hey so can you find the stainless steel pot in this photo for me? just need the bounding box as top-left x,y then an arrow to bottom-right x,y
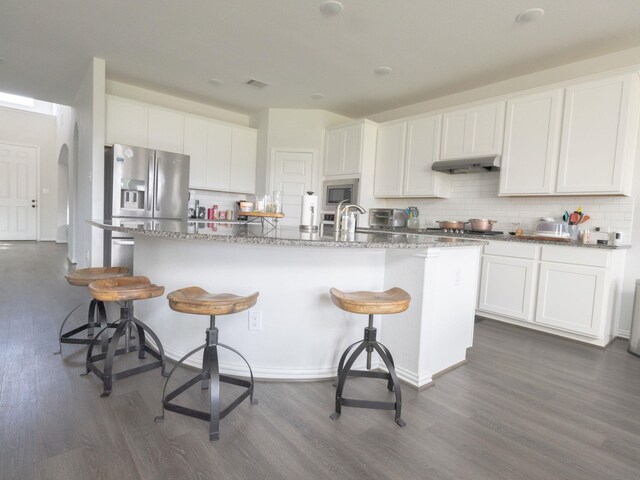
468,218 -> 497,232
437,220 -> 467,230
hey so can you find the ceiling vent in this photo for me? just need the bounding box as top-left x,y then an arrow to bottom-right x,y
245,78 -> 270,89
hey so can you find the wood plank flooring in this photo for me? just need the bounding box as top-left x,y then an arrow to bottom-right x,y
1,242 -> 640,479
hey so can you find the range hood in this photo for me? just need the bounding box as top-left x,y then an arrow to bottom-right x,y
431,155 -> 501,174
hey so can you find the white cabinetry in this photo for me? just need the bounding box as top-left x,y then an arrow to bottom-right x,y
556,73 -> 639,195
324,120 -> 376,176
106,95 -> 257,194
229,128 -> 257,194
499,72 -> 639,196
478,242 -> 539,321
106,97 -> 148,147
147,107 -> 184,153
183,116 -> 208,189
441,101 -> 505,159
374,115 -> 449,198
477,240 -> 626,346
499,90 -> 563,195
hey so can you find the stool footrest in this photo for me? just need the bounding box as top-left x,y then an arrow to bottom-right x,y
340,398 -> 397,411
86,346 -> 162,381
344,370 -> 391,380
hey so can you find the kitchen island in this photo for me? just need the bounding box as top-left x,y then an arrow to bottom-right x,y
90,219 -> 486,388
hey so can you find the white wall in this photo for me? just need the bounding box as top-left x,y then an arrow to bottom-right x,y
370,46 -> 640,336
0,106 -> 57,240
53,104 -> 77,258
254,108 -> 351,196
72,58 -> 106,268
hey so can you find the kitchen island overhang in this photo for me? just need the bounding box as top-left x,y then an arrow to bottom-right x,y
90,220 -> 486,388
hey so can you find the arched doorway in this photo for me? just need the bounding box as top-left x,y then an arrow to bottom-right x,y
56,144 -> 69,243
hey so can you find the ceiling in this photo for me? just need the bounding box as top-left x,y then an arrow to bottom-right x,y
1,0 -> 640,118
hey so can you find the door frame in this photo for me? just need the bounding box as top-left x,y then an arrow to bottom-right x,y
269,147 -> 318,195
0,140 -> 41,241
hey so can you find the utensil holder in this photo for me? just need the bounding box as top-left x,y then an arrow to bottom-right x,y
568,225 -> 579,240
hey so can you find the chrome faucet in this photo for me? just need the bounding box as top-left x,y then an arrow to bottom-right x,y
334,200 -> 366,232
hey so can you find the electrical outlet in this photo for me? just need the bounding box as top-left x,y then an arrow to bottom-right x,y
248,310 -> 262,331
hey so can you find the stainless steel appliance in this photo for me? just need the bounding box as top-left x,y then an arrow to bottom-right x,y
104,144 -> 190,271
322,178 -> 359,212
431,155 -> 500,174
369,208 -> 408,228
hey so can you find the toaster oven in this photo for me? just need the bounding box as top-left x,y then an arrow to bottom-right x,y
369,209 -> 408,228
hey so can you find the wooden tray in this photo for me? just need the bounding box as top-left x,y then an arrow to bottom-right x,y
242,211 -> 285,219
517,235 -> 571,242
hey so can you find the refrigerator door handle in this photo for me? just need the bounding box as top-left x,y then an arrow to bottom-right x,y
147,154 -> 154,213
154,156 -> 160,212
113,239 -> 134,246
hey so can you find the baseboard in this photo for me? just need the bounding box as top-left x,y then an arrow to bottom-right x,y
617,329 -> 630,339
38,237 -> 55,242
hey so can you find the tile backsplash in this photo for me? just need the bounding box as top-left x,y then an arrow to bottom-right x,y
190,189 -> 246,213
385,172 -> 634,242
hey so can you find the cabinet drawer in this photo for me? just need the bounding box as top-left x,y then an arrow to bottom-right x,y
484,241 -> 539,259
541,245 -> 609,267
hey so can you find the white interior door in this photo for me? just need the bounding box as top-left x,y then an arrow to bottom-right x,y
0,143 -> 37,240
272,150 -> 314,227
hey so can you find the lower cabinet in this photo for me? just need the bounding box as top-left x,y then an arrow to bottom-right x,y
534,262 -> 605,337
476,241 -> 625,346
478,255 -> 536,321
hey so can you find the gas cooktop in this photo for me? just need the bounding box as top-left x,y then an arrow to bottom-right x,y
364,226 -> 504,237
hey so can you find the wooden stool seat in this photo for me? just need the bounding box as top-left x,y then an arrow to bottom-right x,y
330,287 -> 411,315
88,276 -> 164,302
168,287 -> 259,316
65,267 -> 129,287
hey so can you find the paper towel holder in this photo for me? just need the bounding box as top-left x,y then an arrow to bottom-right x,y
300,191 -> 319,232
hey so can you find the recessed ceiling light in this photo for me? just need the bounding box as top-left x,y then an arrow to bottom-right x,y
245,78 -> 270,89
208,78 -> 223,86
319,1 -> 343,16
374,66 -> 393,76
516,8 -> 545,23
311,92 -> 325,100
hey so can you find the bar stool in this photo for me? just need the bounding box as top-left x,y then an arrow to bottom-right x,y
329,287 -> 411,427
83,276 -> 167,397
155,287 -> 259,441
55,267 -> 129,356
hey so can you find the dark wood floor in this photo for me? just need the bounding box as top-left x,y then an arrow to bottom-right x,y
2,242 -> 640,480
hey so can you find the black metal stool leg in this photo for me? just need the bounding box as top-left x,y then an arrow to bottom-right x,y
100,320 -> 128,397
131,316 -> 167,376
372,342 -> 405,427
330,341 -> 367,420
377,341 -> 396,392
135,323 -> 146,359
54,301 -> 88,355
87,300 -> 97,337
207,344 -> 220,441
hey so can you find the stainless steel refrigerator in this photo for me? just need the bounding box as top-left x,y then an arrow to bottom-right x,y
104,144 -> 190,271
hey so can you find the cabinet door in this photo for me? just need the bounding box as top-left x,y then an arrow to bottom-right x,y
478,255 -> 536,321
499,90 -> 563,195
324,128 -> 344,176
468,101 -> 505,156
342,123 -> 363,175
106,97 -> 147,147
535,262 -> 605,337
183,116 -> 208,189
374,122 -> 406,197
147,107 -> 184,153
205,122 -> 232,191
403,115 -> 448,197
229,128 -> 257,194
441,111 -> 467,159
556,74 -> 634,194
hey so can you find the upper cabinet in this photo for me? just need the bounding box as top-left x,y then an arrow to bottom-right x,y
106,97 -> 148,148
441,101 -> 506,159
556,73 -> 639,195
324,120 -> 376,176
106,95 -> 258,194
499,72 -> 639,196
147,107 -> 184,153
374,114 -> 449,198
499,89 -> 564,195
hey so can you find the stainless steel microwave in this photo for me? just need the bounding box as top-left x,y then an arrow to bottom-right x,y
322,178 -> 359,211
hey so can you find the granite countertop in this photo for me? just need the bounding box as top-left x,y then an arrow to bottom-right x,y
357,227 -> 629,249
88,219 -> 487,249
